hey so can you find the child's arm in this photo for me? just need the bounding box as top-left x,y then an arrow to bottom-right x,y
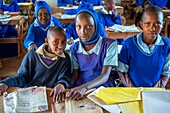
0,9 -> 3,14
50,83 -> 66,103
118,71 -> 134,87
0,83 -> 8,95
67,66 -> 113,100
24,24 -> 36,49
0,51 -> 32,88
154,75 -> 169,88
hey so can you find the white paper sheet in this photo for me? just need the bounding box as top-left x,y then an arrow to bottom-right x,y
87,86 -> 121,113
108,24 -> 140,32
142,90 -> 170,113
60,14 -> 76,19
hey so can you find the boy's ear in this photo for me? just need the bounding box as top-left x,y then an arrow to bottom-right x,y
139,20 -> 143,29
45,38 -> 48,44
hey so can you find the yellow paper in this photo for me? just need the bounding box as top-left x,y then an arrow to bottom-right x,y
94,87 -> 165,113
119,101 -> 143,113
94,87 -> 143,104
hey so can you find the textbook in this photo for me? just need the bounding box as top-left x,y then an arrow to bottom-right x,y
3,86 -> 48,113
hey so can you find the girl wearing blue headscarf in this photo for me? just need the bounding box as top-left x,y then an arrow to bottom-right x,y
24,1 -> 62,51
0,0 -> 20,57
75,0 -> 102,6
65,2 -> 106,46
57,0 -> 75,7
66,8 -> 118,100
150,0 -> 170,9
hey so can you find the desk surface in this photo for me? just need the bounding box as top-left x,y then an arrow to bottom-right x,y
106,27 -> 142,39
0,88 -> 107,113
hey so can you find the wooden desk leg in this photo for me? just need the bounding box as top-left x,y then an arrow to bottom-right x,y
0,60 -> 2,69
18,24 -> 21,57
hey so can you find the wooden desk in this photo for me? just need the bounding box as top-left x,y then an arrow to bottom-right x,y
163,10 -> 170,17
107,31 -> 141,39
58,18 -> 75,24
18,2 -> 34,26
0,16 -> 26,57
58,5 -> 124,14
0,88 -> 107,113
106,28 -> 142,39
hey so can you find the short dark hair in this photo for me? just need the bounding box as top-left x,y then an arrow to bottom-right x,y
142,5 -> 164,19
47,26 -> 65,39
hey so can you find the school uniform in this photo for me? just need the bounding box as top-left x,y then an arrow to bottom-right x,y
24,1 -> 62,49
150,0 -> 169,8
70,8 -> 118,87
97,8 -> 124,45
57,0 -> 75,7
136,0 -> 147,7
0,0 -> 20,57
75,0 -> 102,6
0,0 -> 20,12
0,44 -> 72,88
117,32 -> 170,87
15,0 -> 29,3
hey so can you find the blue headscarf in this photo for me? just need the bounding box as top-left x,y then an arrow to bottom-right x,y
34,1 -> 52,28
76,3 -> 100,45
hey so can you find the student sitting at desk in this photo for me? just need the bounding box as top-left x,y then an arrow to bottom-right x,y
97,0 -> 124,45
117,6 -> 170,88
0,26 -> 72,103
24,1 -> 62,51
134,0 -> 149,27
0,0 -> 20,12
0,0 -> 20,57
57,0 -> 75,7
75,0 -> 103,6
150,0 -> 170,9
66,8 -> 118,100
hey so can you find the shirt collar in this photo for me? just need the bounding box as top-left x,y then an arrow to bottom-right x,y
36,43 -> 65,60
137,32 -> 164,46
34,18 -> 55,30
3,0 -> 12,6
77,36 -> 102,55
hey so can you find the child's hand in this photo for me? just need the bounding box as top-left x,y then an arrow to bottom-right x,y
0,83 -> 8,95
28,43 -> 37,51
67,4 -> 73,7
67,39 -> 74,45
0,10 -> 3,14
50,83 -> 66,103
66,85 -> 87,100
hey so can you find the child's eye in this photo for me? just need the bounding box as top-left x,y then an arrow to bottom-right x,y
54,41 -> 59,44
155,23 -> 161,26
86,25 -> 93,29
144,23 -> 150,27
76,25 -> 81,29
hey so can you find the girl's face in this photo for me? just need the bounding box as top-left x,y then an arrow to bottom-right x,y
38,8 -> 50,25
104,0 -> 115,11
4,0 -> 12,4
46,31 -> 66,55
140,11 -> 163,41
76,12 -> 95,42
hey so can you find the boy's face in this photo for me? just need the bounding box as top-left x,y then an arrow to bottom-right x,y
46,31 -> 66,55
76,12 -> 95,42
140,11 -> 163,40
104,0 -> 115,11
4,0 -> 12,4
38,8 -> 50,25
